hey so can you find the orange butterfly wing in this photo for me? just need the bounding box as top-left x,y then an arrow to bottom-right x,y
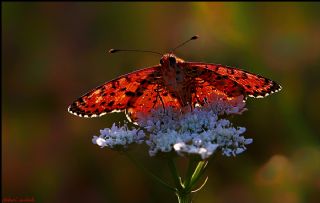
185,62 -> 282,99
181,64 -> 246,106
68,66 -> 161,118
68,65 -> 182,120
125,80 -> 182,121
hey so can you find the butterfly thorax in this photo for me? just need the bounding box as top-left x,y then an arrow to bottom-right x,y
160,54 -> 192,107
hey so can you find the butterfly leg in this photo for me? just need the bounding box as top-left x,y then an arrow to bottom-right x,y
153,85 -> 166,111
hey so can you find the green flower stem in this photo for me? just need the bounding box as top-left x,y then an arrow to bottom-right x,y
167,157 -> 209,203
125,152 -> 176,192
168,158 -> 183,190
183,156 -> 198,189
126,152 -> 210,203
187,160 -> 208,191
176,192 -> 193,203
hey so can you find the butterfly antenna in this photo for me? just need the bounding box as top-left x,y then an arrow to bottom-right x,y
108,49 -> 162,56
171,35 -> 199,52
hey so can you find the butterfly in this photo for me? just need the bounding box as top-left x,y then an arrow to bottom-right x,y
68,36 -> 282,121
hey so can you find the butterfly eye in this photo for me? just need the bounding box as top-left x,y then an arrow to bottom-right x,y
169,57 -> 176,65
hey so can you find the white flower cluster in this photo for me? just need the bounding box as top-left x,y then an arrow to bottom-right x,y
92,95 -> 253,159
204,93 -> 247,115
92,123 -> 145,149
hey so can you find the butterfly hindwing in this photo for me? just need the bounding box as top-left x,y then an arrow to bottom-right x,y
181,64 -> 246,106
125,80 -> 182,121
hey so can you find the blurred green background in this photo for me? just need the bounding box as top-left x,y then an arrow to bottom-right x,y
2,2 -> 320,203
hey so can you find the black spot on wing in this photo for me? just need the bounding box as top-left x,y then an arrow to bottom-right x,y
125,91 -> 135,97
108,101 -> 115,107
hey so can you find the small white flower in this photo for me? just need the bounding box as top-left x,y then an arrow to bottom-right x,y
245,138 -> 253,145
173,142 -> 219,159
92,136 -> 107,148
173,142 -> 186,151
92,123 -> 145,149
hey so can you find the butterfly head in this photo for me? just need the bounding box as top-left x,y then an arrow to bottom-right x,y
160,54 -> 184,67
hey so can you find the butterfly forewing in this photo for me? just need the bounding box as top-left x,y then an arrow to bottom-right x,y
184,65 -> 246,100
68,66 -> 161,118
185,62 -> 282,98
